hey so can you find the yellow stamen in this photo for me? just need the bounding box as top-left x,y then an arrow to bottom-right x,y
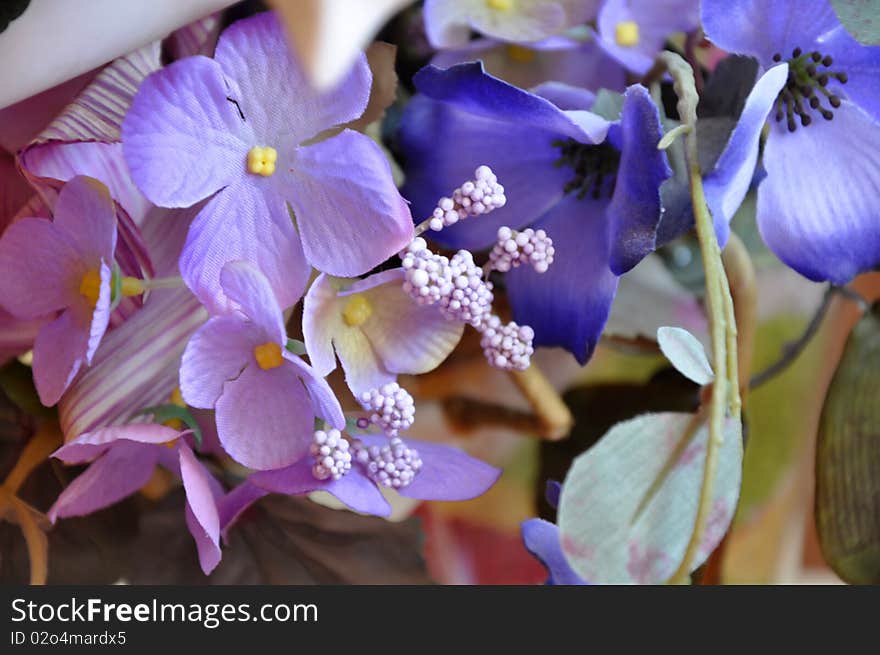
247,146 -> 277,176
342,294 -> 372,327
163,387 -> 186,431
120,276 -> 145,297
487,0 -> 513,9
254,342 -> 284,370
78,269 -> 102,307
506,44 -> 536,63
615,21 -> 640,47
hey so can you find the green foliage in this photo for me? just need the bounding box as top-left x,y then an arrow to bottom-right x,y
831,0 -> 880,45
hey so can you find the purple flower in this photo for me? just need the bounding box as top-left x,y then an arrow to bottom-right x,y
0,176 -> 117,406
122,11 -> 413,313
48,424 -> 224,575
399,63 -> 671,363
221,432 -> 502,526
179,260 -> 344,471
303,269 -> 464,396
424,0 -> 600,48
595,0 -> 699,74
430,35 -> 626,91
521,481 -> 587,584
702,0 -> 880,283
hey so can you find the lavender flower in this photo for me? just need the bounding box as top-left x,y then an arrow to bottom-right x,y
430,35 -> 626,92
221,432 -> 502,524
302,269 -> 464,396
399,63 -> 671,363
701,0 -> 880,283
0,176 -> 117,405
179,260 -> 344,470
594,0 -> 699,75
424,0 -> 600,48
122,11 -> 413,313
48,424 -> 224,575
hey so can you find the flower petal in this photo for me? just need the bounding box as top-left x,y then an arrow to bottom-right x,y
701,0 -> 841,67
249,459 -> 391,517
179,442 -> 222,575
507,195 -> 618,364
703,64 -> 788,246
757,101 -> 880,284
606,85 -> 671,275
32,309 -> 90,407
52,423 -> 182,464
0,218 -> 81,318
179,178 -> 310,314
219,260 -> 286,344
394,438 -> 501,501
213,11 -> 371,141
180,315 -> 254,410
47,441 -> 159,522
122,55 -> 249,208
521,518 -> 587,585
215,362 -> 314,470
282,351 -> 346,430
289,130 -> 413,277
301,275 -> 393,396
358,270 -> 465,377
51,176 -> 118,262
219,481 -> 269,534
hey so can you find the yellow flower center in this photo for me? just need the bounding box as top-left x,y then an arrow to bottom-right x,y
254,342 -> 284,370
487,0 -> 513,10
163,387 -> 187,431
342,294 -> 372,327
506,44 -> 536,63
78,269 -> 102,307
120,276 -> 145,297
615,21 -> 640,47
247,146 -> 277,176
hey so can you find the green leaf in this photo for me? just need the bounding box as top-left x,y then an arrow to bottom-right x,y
285,338 -> 307,355
133,404 -> 202,448
557,412 -> 742,583
831,0 -> 880,45
657,326 -> 714,386
815,303 -> 880,583
590,89 -> 624,121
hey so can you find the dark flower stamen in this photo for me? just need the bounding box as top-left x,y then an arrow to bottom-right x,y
772,46 -> 848,132
552,139 -> 620,200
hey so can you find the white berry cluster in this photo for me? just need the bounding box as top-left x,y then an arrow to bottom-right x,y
310,429 -> 352,481
480,315 -> 535,371
359,382 -> 416,437
401,238 -> 494,328
427,165 -> 506,232
488,226 -> 555,274
353,437 -> 423,489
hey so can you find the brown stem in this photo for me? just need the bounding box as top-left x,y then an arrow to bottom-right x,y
721,232 -> 757,404
508,366 -> 573,441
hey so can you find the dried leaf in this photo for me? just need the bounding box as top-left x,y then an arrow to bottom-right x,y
816,303 -> 880,583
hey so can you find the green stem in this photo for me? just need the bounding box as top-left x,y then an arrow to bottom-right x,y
659,52 -> 741,584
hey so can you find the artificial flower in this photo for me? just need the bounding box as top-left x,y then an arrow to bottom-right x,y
430,33 -> 626,91
399,63 -> 671,362
521,481 -> 587,584
179,260 -> 344,470
424,0 -> 600,48
221,431 -> 502,524
0,176 -> 117,405
303,269 -> 464,396
48,424 -> 224,574
594,0 -> 699,75
122,11 -> 413,313
702,0 -> 880,284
